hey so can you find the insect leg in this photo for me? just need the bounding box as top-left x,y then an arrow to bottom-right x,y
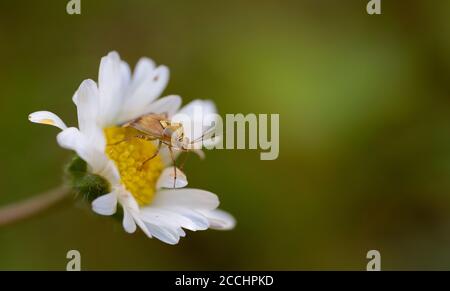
108,134 -> 152,146
168,146 -> 177,188
138,140 -> 162,170
107,137 -> 133,146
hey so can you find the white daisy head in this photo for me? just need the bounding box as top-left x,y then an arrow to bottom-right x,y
29,51 -> 235,245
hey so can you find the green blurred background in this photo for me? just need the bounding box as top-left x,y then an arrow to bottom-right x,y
1,0 -> 450,270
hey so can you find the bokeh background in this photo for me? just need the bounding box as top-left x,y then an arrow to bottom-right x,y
1,0 -> 450,270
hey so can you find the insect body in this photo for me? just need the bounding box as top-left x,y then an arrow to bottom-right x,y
124,113 -> 189,151
118,113 -> 213,188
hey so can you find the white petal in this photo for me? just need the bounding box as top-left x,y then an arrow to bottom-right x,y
117,189 -> 153,237
57,128 -> 91,162
121,61 -> 131,89
152,188 -> 219,210
118,190 -> 140,212
57,127 -> 109,174
118,68 -> 172,123
133,214 -> 153,238
178,228 -> 186,237
28,111 -> 67,130
92,192 -> 117,216
144,223 -> 180,245
98,51 -> 126,125
133,57 -> 156,84
73,79 -> 99,136
140,207 -> 208,232
123,208 -> 137,233
131,64 -> 169,105
118,95 -> 181,125
156,167 -> 188,189
137,188 -> 235,242
202,209 -> 236,230
95,159 -> 121,186
165,208 -> 210,230
177,99 -> 217,117
143,95 -> 182,117
73,79 -> 106,150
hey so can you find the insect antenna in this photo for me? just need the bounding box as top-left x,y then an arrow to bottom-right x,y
168,146 -> 177,188
185,125 -> 217,149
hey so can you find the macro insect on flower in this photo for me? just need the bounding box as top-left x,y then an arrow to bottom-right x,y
117,108 -> 217,188
28,51 -> 235,244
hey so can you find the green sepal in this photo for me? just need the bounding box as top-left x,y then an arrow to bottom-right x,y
65,155 -> 111,202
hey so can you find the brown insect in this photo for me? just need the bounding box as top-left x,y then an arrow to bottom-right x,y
115,113 -> 214,188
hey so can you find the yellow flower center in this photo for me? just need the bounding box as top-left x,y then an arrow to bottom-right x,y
104,126 -> 164,206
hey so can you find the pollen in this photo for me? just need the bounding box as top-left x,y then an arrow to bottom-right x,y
104,126 -> 164,206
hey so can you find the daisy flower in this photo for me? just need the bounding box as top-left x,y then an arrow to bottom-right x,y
28,51 -> 235,244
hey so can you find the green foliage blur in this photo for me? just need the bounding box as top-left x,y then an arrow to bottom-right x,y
1,0 -> 450,270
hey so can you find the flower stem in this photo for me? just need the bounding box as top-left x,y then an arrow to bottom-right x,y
0,186 -> 71,227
